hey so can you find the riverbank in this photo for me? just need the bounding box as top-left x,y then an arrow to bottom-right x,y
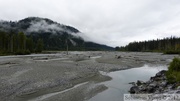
129,70 -> 180,101
129,57 -> 180,95
88,65 -> 167,101
129,70 -> 179,94
0,52 -> 178,101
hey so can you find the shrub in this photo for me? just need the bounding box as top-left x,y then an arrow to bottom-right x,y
168,58 -> 180,71
15,49 -> 31,55
164,50 -> 180,54
166,71 -> 179,83
166,57 -> 180,83
24,50 -> 31,55
15,50 -> 25,55
176,73 -> 180,82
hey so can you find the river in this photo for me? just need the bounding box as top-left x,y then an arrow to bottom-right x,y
88,65 -> 167,101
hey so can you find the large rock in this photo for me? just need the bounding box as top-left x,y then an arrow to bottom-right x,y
149,83 -> 157,88
155,70 -> 167,77
129,86 -> 139,94
176,90 -> 180,94
159,81 -> 168,87
129,82 -> 136,86
147,86 -> 156,93
137,80 -> 145,86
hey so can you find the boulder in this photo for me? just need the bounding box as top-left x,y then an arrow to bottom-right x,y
159,81 -> 167,87
129,86 -> 139,94
129,82 -> 136,86
139,85 -> 147,92
147,86 -> 156,93
176,90 -> 180,94
155,70 -> 167,77
117,56 -> 121,59
137,80 -> 145,86
171,83 -> 177,89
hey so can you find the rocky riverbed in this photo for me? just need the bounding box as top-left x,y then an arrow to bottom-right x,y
129,70 -> 180,94
0,52 -> 178,101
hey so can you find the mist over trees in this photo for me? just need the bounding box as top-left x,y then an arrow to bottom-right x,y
0,17 -> 114,52
0,30 -> 43,55
117,36 -> 180,54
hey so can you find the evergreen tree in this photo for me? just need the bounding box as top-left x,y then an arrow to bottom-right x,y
26,37 -> 34,52
0,30 -> 44,55
18,32 -> 26,51
36,39 -> 43,53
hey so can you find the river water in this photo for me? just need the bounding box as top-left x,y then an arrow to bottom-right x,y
88,65 -> 167,101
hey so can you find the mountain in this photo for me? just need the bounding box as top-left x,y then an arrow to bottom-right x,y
0,17 -> 114,51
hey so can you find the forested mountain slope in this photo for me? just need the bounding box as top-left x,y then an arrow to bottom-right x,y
0,17 -> 114,53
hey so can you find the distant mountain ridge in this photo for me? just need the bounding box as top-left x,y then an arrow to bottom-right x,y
0,17 -> 114,51
0,17 -> 80,35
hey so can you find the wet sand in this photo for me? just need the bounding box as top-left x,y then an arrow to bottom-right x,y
0,52 -> 178,101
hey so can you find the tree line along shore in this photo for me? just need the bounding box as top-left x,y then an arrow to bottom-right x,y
116,36 -> 180,54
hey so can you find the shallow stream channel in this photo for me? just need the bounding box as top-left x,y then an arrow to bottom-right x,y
88,65 -> 167,101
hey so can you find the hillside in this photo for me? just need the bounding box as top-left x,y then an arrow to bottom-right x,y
0,17 -> 114,51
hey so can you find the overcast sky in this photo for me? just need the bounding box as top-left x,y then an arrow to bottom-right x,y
1,0 -> 180,47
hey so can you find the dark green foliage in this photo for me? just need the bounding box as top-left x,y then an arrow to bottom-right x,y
118,36 -> 180,53
0,17 -> 114,51
26,36 -> 34,52
24,49 -> 31,54
166,57 -> 180,83
35,39 -> 43,53
0,31 -> 43,55
164,50 -> 180,54
0,31 -> 7,52
18,32 -> 26,50
169,58 -> 180,71
15,49 -> 24,55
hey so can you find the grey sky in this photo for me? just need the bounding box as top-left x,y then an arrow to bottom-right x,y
0,0 -> 180,47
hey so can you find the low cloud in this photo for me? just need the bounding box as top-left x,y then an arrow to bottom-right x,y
26,19 -> 81,38
1,0 -> 180,47
26,20 -> 63,34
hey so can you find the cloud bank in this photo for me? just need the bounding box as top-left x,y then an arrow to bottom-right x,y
0,0 -> 180,47
26,20 -> 63,34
